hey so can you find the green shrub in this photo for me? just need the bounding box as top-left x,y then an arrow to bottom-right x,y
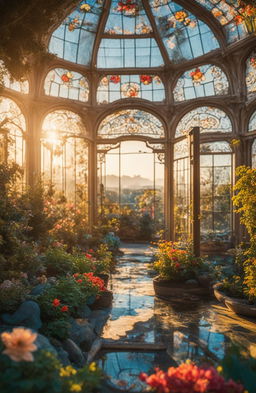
94,244 -> 113,274
42,247 -> 76,276
0,281 -> 29,313
40,319 -> 70,341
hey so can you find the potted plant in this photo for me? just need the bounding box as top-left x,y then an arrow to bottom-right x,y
152,241 -> 211,302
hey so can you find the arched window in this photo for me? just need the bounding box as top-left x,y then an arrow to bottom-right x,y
44,68 -> 89,102
97,74 -> 165,103
246,52 -> 256,99
173,65 -> 229,102
248,110 -> 256,132
150,1 -> 219,63
1,61 -> 29,93
41,110 -> 88,204
98,109 -> 165,139
0,97 -> 26,169
176,107 -> 232,138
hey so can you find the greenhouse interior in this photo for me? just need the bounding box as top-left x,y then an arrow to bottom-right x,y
1,0 -> 256,392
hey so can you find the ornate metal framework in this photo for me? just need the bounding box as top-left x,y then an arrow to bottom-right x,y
1,0 -> 256,245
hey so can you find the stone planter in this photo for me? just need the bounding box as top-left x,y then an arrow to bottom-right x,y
153,276 -> 210,302
213,282 -> 256,318
91,290 -> 113,310
97,273 -> 110,288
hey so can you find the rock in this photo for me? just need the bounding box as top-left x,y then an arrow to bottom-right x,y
184,279 -> 199,288
30,283 -> 48,296
55,346 -> 71,366
63,338 -> 86,366
77,304 -> 92,319
69,319 -> 96,351
89,309 -> 110,335
1,300 -> 42,330
35,333 -> 58,356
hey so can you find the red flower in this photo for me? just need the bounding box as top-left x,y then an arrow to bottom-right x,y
61,305 -> 69,312
110,75 -> 120,84
76,279 -> 83,283
89,249 -> 94,253
73,273 -> 79,278
140,75 -> 152,85
52,299 -> 60,307
85,253 -> 92,259
175,263 -> 181,269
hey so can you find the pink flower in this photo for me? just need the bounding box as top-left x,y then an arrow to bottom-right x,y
1,328 -> 37,362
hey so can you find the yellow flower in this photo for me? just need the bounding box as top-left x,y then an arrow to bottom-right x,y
217,366 -> 223,373
60,365 -> 77,377
70,384 -> 82,392
89,362 -> 97,372
1,328 -> 37,362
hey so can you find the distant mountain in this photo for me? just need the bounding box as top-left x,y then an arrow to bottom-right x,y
101,175 -> 164,189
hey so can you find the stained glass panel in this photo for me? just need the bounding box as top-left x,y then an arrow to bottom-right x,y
194,0 -> 248,43
150,0 -> 219,63
252,139 -> 256,168
249,111 -> 256,132
0,97 -> 26,170
246,51 -> 256,99
200,141 -> 232,153
104,0 -> 152,35
44,68 -> 89,102
41,110 -> 88,203
97,74 -> 165,103
49,0 -> 104,65
98,109 -> 165,139
176,107 -> 232,137
97,38 -> 164,68
173,65 -> 229,102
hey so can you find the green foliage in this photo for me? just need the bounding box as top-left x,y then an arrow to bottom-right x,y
42,247 -> 77,276
40,319 -> 70,341
0,281 -> 29,313
0,345 -> 102,393
94,244 -> 113,274
222,276 -> 244,299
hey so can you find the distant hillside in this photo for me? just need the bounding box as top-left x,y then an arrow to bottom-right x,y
102,175 -> 164,189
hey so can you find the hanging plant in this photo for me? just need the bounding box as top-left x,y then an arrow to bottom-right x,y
140,75 -> 152,85
109,75 -> 121,84
190,68 -> 205,84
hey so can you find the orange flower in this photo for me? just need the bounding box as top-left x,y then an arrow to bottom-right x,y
52,298 -> 60,307
61,305 -> 69,312
1,328 -> 37,362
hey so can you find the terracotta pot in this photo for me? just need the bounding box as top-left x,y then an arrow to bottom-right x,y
153,277 -> 210,302
91,290 -> 113,310
97,273 -> 110,287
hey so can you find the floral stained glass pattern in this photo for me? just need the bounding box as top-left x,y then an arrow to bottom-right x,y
105,0 -> 153,35
0,97 -> 26,170
176,107 -> 232,137
98,109 -> 165,139
49,0 -> 104,66
150,0 -> 219,63
44,68 -> 89,102
200,141 -> 232,153
41,111 -> 88,203
246,51 -> 256,99
194,0 -> 247,43
173,65 -> 229,101
97,38 -> 164,68
97,74 -> 165,103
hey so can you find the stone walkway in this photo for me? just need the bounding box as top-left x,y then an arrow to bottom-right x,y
98,243 -> 256,392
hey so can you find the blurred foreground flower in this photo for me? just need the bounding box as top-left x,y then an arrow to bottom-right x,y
1,327 -> 37,362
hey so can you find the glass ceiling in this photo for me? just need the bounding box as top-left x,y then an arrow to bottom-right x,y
48,0 -> 251,68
